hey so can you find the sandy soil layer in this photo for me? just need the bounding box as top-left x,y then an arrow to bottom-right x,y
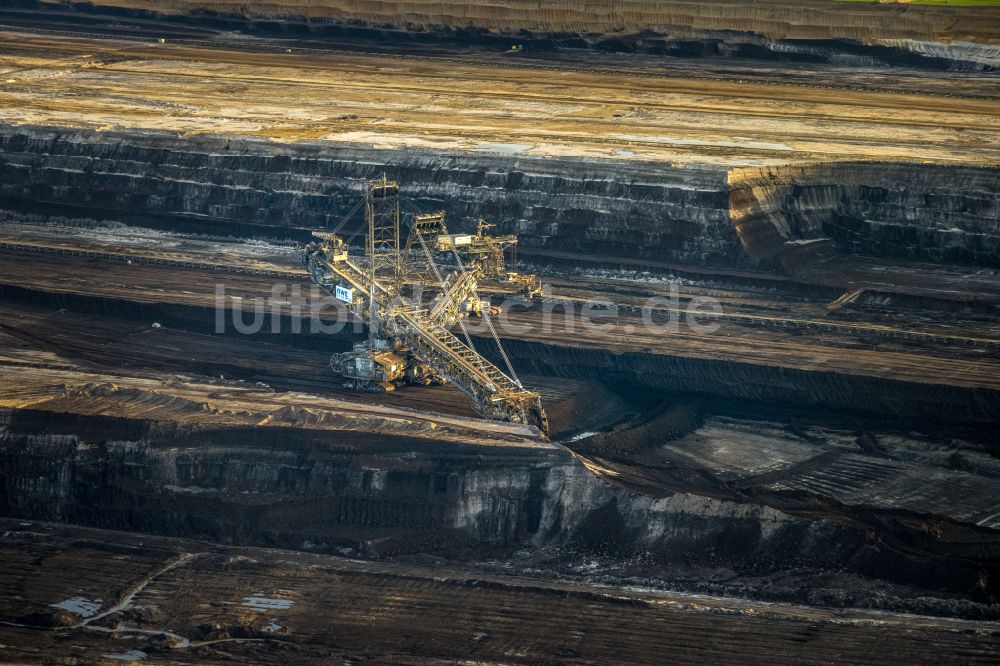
0,29 -> 997,168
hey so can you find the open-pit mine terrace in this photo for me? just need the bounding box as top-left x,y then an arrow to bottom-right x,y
0,8 -> 999,664
1,20 -> 998,165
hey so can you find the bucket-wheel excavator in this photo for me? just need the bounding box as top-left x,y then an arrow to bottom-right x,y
303,176 -> 548,435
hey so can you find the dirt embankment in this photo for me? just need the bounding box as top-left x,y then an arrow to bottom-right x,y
728,163 -> 1000,267
36,0 -> 1000,46
0,126 -> 740,268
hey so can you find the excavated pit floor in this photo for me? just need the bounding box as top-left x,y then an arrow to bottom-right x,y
3,519 -> 999,665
